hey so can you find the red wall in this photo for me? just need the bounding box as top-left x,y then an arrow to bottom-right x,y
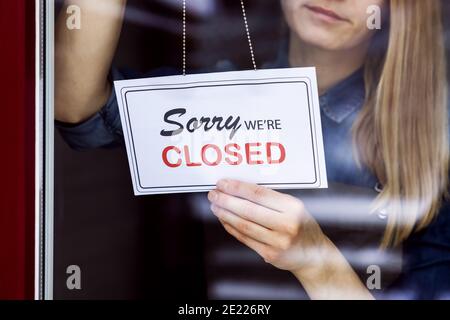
0,0 -> 35,299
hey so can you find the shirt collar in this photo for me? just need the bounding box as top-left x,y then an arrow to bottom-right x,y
319,68 -> 365,123
272,41 -> 366,124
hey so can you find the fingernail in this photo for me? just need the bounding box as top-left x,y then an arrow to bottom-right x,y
208,190 -> 218,202
211,205 -> 223,219
217,179 -> 229,190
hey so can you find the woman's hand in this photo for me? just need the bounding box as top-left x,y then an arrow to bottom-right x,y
207,178 -> 327,273
208,179 -> 374,300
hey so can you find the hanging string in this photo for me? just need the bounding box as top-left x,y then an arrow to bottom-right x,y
182,0 -> 187,75
239,0 -> 257,71
182,0 -> 257,75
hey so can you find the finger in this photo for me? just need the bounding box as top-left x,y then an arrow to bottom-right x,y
208,190 -> 284,230
220,219 -> 271,260
216,179 -> 298,212
212,204 -> 276,246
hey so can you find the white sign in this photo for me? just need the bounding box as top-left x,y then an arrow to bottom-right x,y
114,68 -> 328,195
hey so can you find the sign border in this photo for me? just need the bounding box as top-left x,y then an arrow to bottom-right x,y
118,76 -> 322,193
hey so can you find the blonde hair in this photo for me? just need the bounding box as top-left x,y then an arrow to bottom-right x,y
354,0 -> 449,247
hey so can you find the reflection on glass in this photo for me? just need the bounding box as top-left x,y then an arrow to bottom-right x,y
53,0 -> 450,300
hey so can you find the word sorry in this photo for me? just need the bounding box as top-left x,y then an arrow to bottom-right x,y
160,108 -> 242,139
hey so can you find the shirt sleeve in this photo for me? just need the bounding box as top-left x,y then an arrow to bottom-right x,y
56,66 -> 185,150
55,67 -> 126,150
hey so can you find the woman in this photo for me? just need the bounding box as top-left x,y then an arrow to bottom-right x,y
56,0 -> 450,299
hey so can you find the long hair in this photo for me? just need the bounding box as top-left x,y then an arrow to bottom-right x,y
353,0 -> 449,247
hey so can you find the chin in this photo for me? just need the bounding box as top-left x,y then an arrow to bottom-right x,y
295,28 -> 345,51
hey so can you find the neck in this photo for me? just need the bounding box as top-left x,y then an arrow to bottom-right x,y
288,33 -> 369,95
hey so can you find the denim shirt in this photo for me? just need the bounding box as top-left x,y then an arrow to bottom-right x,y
56,55 -> 450,299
